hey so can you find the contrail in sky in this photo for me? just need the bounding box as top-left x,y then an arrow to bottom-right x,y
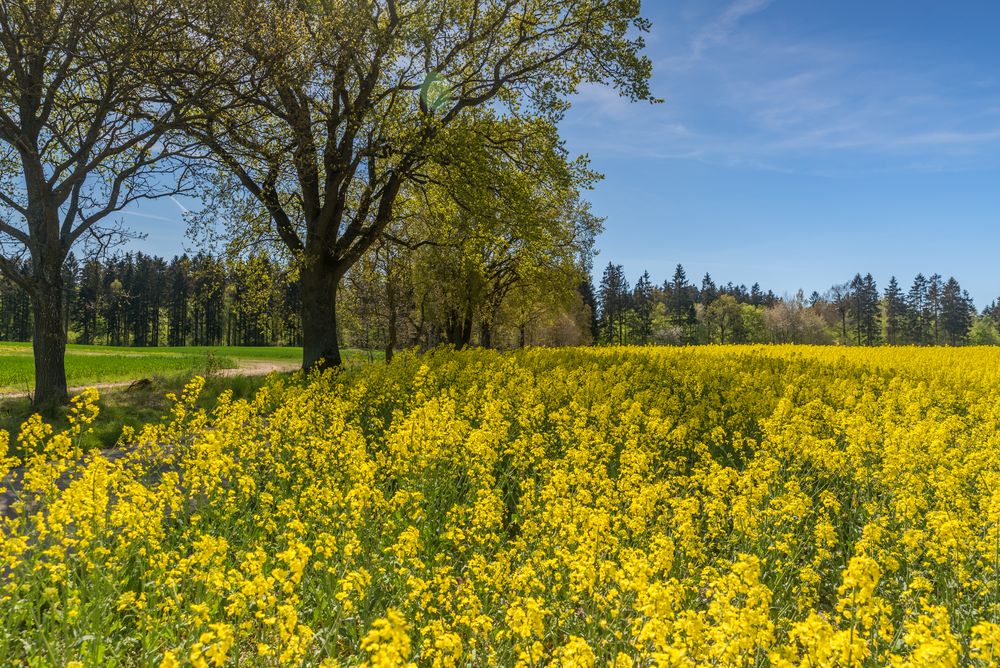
170,196 -> 190,214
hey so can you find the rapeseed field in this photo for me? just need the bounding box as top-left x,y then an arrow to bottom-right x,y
3,346 -> 1000,666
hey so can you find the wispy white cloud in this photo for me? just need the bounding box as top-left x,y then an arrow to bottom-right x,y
691,0 -> 775,58
562,0 -> 1000,176
122,210 -> 181,223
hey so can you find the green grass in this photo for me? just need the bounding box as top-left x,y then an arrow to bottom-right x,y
0,343 -> 328,393
0,344 -> 377,389
0,343 -> 240,394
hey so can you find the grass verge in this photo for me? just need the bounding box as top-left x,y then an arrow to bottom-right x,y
0,372 -> 280,460
0,347 -> 381,459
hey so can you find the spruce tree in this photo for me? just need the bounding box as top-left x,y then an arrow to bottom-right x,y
633,272 -> 654,345
861,274 -> 880,346
701,273 -> 718,305
927,274 -> 944,344
940,277 -> 973,345
578,280 -> 600,344
849,274 -> 864,345
906,274 -> 929,345
883,276 -> 906,345
598,263 -> 630,345
668,264 -> 695,330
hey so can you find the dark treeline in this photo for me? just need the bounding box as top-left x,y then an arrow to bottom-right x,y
0,240 -> 597,355
6,252 -> 995,351
0,253 -> 302,347
594,263 -> 1000,346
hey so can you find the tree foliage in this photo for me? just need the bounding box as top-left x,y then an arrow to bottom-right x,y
176,0 -> 656,367
0,0 -> 213,404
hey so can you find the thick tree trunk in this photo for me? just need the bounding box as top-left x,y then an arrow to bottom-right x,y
445,309 -> 465,347
300,261 -> 343,370
31,271 -> 68,408
446,314 -> 474,348
480,321 -> 492,349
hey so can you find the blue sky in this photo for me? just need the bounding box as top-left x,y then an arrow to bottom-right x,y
122,1 -> 1000,307
558,0 -> 1000,306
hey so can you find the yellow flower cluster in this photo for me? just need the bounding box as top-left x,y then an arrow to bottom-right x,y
4,345 -> 1000,665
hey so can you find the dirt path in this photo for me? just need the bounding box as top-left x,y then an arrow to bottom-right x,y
0,359 -> 301,401
216,359 -> 301,377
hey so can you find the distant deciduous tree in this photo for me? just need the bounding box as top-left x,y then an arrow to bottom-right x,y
705,295 -> 743,344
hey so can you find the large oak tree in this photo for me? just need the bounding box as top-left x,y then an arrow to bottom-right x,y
183,0 -> 655,369
0,0 -> 212,405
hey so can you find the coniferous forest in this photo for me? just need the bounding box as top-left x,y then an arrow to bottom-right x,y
592,263 -> 999,347
0,253 -> 300,348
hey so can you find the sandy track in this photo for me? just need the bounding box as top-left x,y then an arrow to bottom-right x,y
0,359 -> 301,401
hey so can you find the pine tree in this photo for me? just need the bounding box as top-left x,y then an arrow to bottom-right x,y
103,258 -> 128,346
926,273 -> 944,344
861,274 -> 880,346
633,271 -> 653,345
0,260 -> 32,342
701,273 -> 718,305
940,277 -> 973,345
985,298 -> 1000,332
883,276 -> 906,345
598,263 -> 630,345
849,274 -> 864,345
668,264 -> 696,333
74,260 -> 102,345
906,274 -> 929,345
62,254 -> 79,341
166,256 -> 192,347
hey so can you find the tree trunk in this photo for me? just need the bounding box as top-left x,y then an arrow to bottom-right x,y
460,309 -> 473,348
300,261 -> 343,370
413,299 -> 427,350
31,270 -> 68,408
445,308 -> 473,348
385,282 -> 397,364
481,321 -> 492,349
